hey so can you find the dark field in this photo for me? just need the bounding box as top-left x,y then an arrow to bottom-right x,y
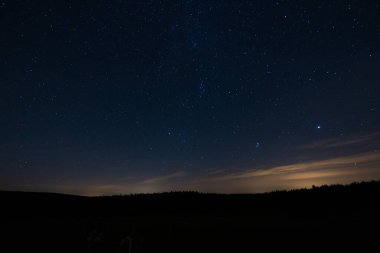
1,181 -> 380,252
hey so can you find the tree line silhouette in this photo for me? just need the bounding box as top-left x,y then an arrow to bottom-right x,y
1,181 -> 379,252
2,180 -> 379,217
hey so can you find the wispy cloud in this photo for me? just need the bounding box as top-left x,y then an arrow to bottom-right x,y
143,171 -> 187,184
15,133 -> 380,196
211,151 -> 380,182
194,151 -> 380,193
298,132 -> 380,150
37,150 -> 380,195
206,168 -> 228,175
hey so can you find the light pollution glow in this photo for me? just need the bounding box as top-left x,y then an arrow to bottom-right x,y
4,133 -> 380,196
55,150 -> 380,196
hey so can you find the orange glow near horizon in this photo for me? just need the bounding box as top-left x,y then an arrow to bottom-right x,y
45,150 -> 380,196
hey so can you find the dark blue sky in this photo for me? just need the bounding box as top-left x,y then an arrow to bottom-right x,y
1,0 -> 380,195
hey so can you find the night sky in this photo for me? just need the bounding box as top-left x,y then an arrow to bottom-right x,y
1,0 -> 380,195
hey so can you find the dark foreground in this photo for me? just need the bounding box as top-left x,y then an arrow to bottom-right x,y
1,181 -> 380,252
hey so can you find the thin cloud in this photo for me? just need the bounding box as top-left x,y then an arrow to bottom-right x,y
299,132 -> 380,150
190,151 -> 380,193
45,151 -> 380,195
25,134 -> 380,196
143,171 -> 187,184
211,151 -> 380,182
206,168 -> 228,175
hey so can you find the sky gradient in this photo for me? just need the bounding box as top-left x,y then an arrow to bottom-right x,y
1,0 -> 380,195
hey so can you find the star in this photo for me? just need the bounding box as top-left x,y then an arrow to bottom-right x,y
1,0 -> 379,196
199,82 -> 206,98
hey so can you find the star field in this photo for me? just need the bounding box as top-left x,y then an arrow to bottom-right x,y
0,0 -> 380,195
